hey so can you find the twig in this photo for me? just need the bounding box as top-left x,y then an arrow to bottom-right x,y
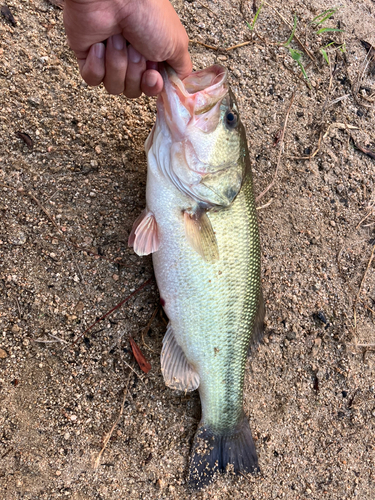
356,209 -> 374,230
15,298 -> 22,318
326,94 -> 350,107
47,189 -> 60,202
361,300 -> 375,316
256,198 -> 274,210
353,244 -> 375,330
32,333 -> 69,344
189,38 -> 253,53
33,339 -> 63,344
354,50 -> 372,96
21,187 -> 84,283
92,372 -> 132,469
289,132 -> 323,160
141,306 -> 159,352
70,277 -> 153,347
43,234 -> 129,267
226,41 -> 252,51
49,333 -> 69,344
189,39 -> 219,51
322,58 -> 334,111
1,447 -> 13,459
323,123 -> 359,139
122,359 -> 147,389
196,0 -> 218,17
255,92 -> 295,202
1,181 -> 85,284
290,123 -> 359,161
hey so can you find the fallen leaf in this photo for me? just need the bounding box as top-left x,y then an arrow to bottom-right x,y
16,131 -> 33,150
1,4 -> 16,25
129,336 -> 151,374
47,0 -> 64,9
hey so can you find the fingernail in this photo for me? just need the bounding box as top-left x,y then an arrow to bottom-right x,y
145,72 -> 158,88
128,45 -> 142,64
94,43 -> 105,59
113,34 -> 124,51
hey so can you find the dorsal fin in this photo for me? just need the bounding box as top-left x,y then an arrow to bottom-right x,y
161,324 -> 200,392
184,208 -> 219,262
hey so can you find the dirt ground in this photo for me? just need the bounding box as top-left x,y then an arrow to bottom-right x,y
1,0 -> 375,498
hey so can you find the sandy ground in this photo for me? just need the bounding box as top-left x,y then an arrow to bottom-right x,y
1,0 -> 375,498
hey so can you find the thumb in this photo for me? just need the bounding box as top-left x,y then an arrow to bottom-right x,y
165,32 -> 192,80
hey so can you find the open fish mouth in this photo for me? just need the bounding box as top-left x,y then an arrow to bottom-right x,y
164,64 -> 229,114
158,64 -> 230,138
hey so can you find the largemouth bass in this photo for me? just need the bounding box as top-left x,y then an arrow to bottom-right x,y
129,64 -> 264,488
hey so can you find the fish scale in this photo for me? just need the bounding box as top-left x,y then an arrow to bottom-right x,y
149,165 -> 261,441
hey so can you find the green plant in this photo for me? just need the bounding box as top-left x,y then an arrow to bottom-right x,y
289,48 -> 311,88
311,8 -> 344,35
320,48 -> 330,65
311,8 -> 338,25
283,14 -> 297,47
320,41 -> 346,65
317,27 -> 344,34
282,15 -> 311,88
245,2 -> 263,31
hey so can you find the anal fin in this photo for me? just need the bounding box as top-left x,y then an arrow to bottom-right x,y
161,324 -> 200,392
128,208 -> 159,256
184,208 -> 219,262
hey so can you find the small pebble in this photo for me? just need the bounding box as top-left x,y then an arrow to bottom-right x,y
27,96 -> 41,107
314,338 -> 322,348
9,229 -> 27,246
156,478 -> 165,490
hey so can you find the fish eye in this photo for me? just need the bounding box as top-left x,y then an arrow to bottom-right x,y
225,110 -> 238,129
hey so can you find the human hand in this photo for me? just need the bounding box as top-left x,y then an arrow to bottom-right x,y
63,0 -> 192,97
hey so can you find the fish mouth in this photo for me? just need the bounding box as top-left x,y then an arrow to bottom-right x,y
168,64 -> 228,114
159,64 -> 229,138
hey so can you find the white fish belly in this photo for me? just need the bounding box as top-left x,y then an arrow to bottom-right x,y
147,166 -> 260,430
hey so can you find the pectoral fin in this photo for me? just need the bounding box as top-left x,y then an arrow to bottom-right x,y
184,208 -> 219,262
161,324 -> 200,392
128,209 -> 159,256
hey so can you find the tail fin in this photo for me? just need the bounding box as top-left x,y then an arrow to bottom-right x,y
189,413 -> 259,489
